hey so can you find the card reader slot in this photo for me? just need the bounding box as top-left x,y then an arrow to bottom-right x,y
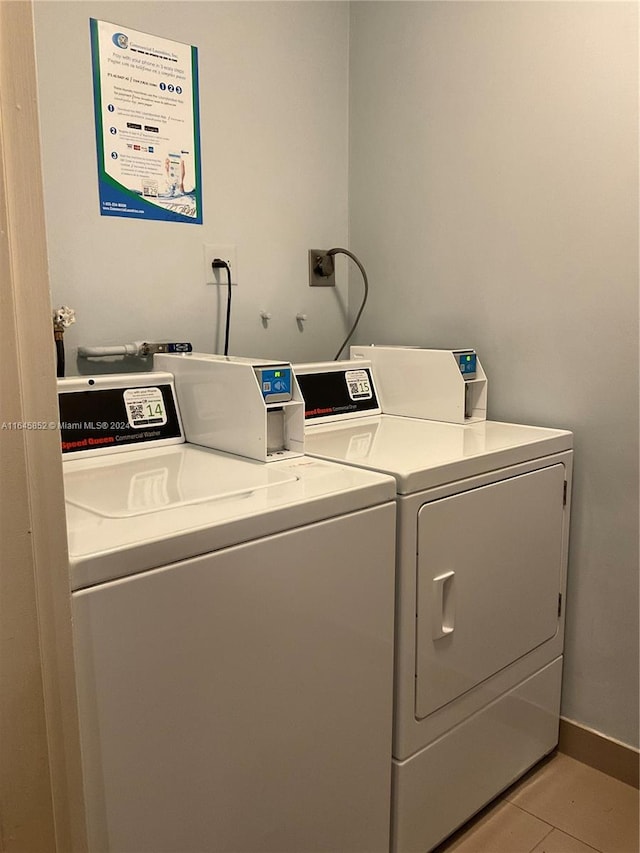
267,407 -> 286,454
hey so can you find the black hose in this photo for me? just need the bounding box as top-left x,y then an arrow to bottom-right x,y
55,334 -> 65,377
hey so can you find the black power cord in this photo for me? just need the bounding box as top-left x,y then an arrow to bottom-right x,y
314,248 -> 369,361
212,259 -> 232,356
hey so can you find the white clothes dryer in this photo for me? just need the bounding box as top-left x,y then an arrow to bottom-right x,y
294,360 -> 573,853
59,372 -> 397,853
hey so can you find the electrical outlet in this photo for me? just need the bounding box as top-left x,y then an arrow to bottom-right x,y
309,249 -> 335,287
204,244 -> 237,286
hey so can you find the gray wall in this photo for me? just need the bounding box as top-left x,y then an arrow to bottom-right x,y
34,1 -> 351,368
349,1 -> 639,747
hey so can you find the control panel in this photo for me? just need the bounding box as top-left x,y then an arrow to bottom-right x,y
57,373 -> 184,457
294,361 -> 380,422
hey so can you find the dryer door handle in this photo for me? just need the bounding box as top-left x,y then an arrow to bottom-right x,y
432,571 -> 455,640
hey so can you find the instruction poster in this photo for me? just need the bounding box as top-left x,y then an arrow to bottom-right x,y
90,18 -> 202,224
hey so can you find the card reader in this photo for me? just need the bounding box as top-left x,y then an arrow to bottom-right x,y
254,366 -> 293,403
454,350 -> 477,379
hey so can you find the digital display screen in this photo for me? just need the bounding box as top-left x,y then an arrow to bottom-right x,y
259,368 -> 292,400
456,352 -> 477,378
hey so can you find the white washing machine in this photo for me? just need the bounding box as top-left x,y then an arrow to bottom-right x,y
59,371 -> 397,853
294,360 -> 573,852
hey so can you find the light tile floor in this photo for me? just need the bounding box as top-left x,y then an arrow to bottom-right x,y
435,752 -> 639,853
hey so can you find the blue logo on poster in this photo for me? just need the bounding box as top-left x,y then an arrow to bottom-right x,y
112,32 -> 129,49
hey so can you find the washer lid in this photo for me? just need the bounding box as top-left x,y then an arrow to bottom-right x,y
304,416 -> 573,494
64,444 -> 395,590
64,446 -> 298,517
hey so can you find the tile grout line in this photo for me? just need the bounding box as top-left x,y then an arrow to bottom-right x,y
508,799 -> 557,824
526,821 -> 555,853
510,801 -> 606,853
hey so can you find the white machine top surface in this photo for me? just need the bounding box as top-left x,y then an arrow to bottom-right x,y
304,416 -> 572,494
64,443 -> 395,590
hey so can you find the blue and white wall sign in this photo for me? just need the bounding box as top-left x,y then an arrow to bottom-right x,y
90,19 -> 202,224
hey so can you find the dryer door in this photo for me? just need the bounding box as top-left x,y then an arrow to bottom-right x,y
415,464 -> 565,719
